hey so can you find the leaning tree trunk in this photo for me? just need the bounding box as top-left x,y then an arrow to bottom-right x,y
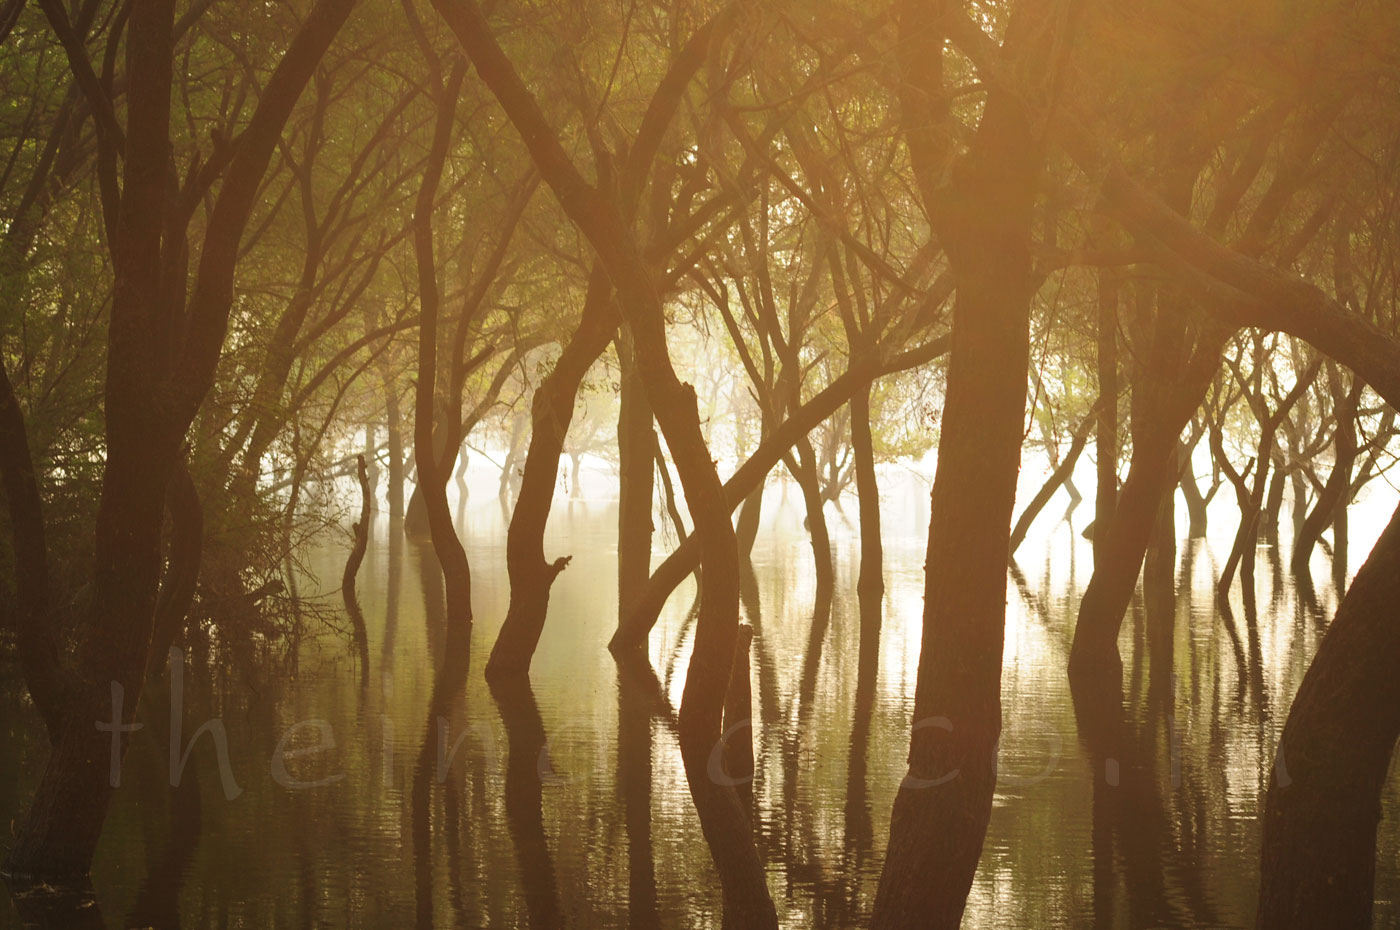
1256,501 -> 1400,929
487,267 -> 614,679
608,334 -> 951,652
871,10 -> 1045,926
1068,320 -> 1222,690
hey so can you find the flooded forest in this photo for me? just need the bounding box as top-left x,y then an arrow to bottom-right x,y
3,0 -> 1400,927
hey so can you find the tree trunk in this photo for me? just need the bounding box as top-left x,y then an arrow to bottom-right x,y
871,8 -> 1045,924
1009,408 -> 1094,557
410,64 -> 473,662
1292,375 -> 1358,573
1256,501 -> 1400,929
1068,320 -> 1221,689
851,386 -> 884,600
487,267 -> 614,680
1095,263 -> 1119,563
1142,448 -> 1176,700
788,437 -> 834,601
616,330 -> 656,627
1179,440 -> 1211,539
342,454 -> 371,690
385,376 -> 405,522
1261,449 -> 1287,544
149,458 -> 204,670
721,624 -> 755,820
5,0 -> 352,880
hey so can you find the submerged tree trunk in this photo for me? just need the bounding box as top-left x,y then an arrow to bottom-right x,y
1292,373 -> 1358,574
342,455 -> 372,690
721,623 -> 756,820
851,386 -> 884,601
1141,448 -> 1176,700
788,437 -> 834,601
1178,438 -> 1211,539
410,63 -> 473,660
872,6 -> 1047,925
1068,314 -> 1222,689
488,267 -> 614,679
1256,501 -> 1400,929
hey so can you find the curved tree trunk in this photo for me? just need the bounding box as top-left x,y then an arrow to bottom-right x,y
1068,319 -> 1222,689
1009,406 -> 1095,557
787,437 -> 834,600
487,267 -> 614,679
1256,501 -> 1400,929
409,63 -> 473,662
341,454 -> 371,690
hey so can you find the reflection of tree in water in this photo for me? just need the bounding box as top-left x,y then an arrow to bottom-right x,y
616,658 -> 661,930
489,674 -> 562,930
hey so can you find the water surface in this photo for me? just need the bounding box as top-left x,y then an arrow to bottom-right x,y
2,467 -> 1397,928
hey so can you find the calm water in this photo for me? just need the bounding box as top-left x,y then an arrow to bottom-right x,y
3,464 -> 1399,928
